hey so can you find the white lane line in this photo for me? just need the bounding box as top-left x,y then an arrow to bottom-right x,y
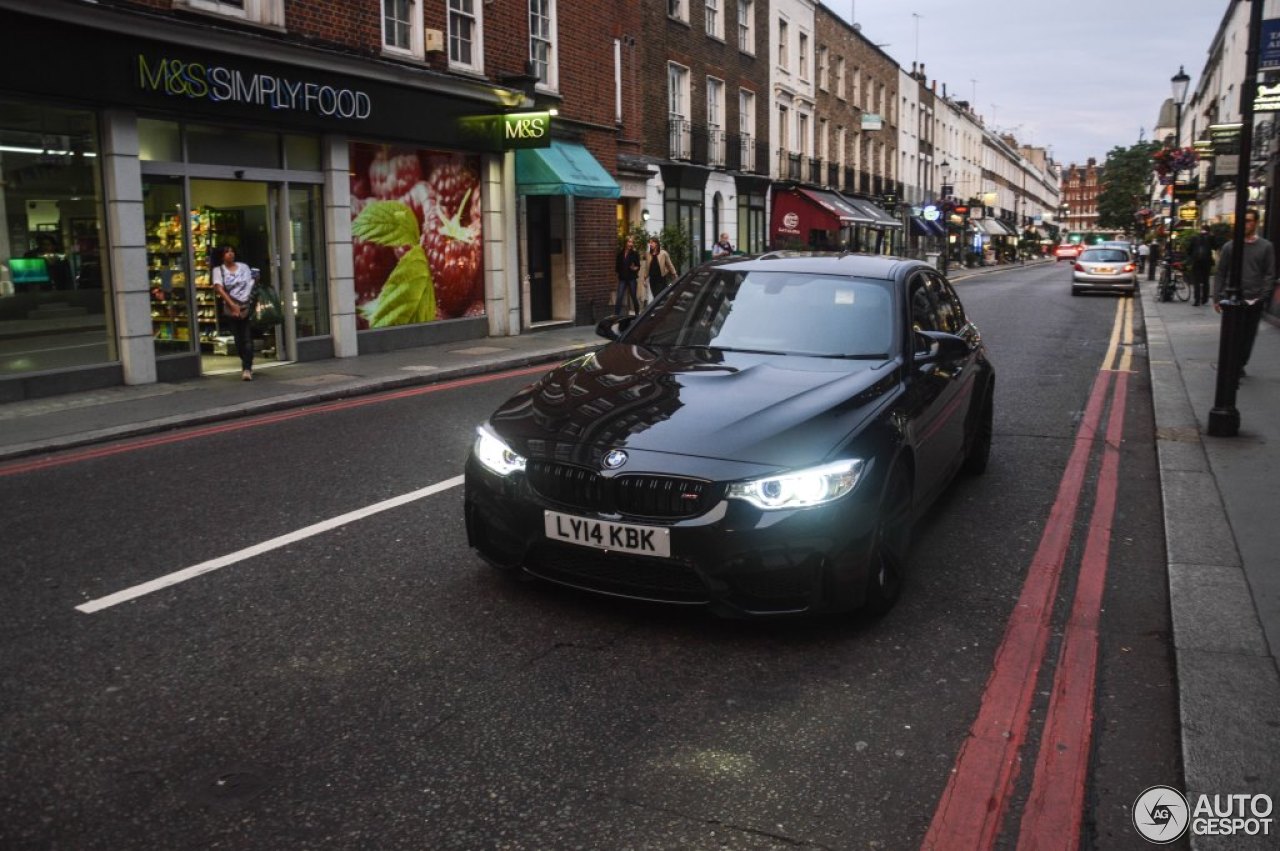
76,475 -> 465,614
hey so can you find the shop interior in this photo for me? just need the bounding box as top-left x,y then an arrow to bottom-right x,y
147,179 -> 282,374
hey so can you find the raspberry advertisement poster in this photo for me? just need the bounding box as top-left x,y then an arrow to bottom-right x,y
349,144 -> 485,328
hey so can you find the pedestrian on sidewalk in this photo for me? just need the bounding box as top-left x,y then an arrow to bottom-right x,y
1137,241 -> 1150,274
212,245 -> 258,381
1187,225 -> 1215,306
1213,208 -> 1275,377
1147,241 -> 1161,281
711,232 -> 734,258
641,237 -> 677,305
614,236 -> 641,315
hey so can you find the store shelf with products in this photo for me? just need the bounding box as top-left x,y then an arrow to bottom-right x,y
147,210 -> 191,350
189,207 -> 242,349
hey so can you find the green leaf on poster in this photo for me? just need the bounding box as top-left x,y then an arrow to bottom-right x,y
363,246 -> 436,327
352,200 -> 420,247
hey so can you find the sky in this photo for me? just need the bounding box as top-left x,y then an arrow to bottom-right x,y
833,0 -> 1232,166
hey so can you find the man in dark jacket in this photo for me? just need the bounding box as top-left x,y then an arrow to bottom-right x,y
1214,209 -> 1275,376
1188,225 -> 1215,305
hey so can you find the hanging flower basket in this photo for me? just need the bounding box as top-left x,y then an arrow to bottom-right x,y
1152,146 -> 1199,179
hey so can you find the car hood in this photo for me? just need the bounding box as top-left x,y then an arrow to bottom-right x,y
487,343 -> 899,469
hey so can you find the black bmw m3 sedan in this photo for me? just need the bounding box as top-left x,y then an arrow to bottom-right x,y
464,253 -> 994,618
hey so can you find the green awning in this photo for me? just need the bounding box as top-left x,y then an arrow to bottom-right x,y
516,140 -> 621,198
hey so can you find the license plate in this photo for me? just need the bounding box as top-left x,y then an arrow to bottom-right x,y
1093,266 -> 1115,274
544,510 -> 671,558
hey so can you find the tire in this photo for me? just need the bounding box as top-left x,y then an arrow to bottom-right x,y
962,382 -> 993,476
863,462 -> 912,617
1174,276 -> 1191,302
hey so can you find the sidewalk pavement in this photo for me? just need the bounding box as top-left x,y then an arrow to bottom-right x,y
2,258 -> 1274,836
1144,283 -> 1280,846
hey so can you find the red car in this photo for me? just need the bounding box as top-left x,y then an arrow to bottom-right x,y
1054,243 -> 1084,262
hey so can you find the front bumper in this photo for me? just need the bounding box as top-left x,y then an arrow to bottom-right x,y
463,455 -> 880,617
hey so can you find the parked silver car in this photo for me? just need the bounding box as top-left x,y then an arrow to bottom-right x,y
1071,247 -> 1137,295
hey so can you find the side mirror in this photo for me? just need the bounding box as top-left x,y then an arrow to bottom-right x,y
913,330 -> 969,364
595,314 -> 636,342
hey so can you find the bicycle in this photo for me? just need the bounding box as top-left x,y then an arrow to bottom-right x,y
1158,260 -> 1191,303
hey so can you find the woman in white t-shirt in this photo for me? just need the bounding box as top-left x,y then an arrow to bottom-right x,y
212,246 -> 258,380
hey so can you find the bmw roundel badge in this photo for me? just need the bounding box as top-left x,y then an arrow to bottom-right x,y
602,449 -> 628,470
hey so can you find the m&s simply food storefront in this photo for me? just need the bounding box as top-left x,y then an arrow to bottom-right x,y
0,7 -> 529,401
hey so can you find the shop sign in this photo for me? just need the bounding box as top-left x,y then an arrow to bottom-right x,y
922,205 -> 940,221
1216,154 -> 1240,176
137,54 -> 372,119
1254,81 -> 1280,112
1179,204 -> 1198,221
860,113 -> 883,131
1173,183 -> 1197,203
459,112 -> 553,150
777,211 -> 802,236
1260,19 -> 1280,69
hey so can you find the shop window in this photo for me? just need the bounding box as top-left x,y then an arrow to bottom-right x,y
145,178 -> 196,356
348,143 -> 485,329
139,119 -> 181,162
284,135 -> 321,171
186,124 -> 281,169
289,185 -> 328,337
172,0 -> 285,29
0,98 -> 114,374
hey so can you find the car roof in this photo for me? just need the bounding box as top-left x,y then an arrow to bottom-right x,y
707,251 -> 929,281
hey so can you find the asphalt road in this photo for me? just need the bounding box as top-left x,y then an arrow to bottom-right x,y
0,262 -> 1182,850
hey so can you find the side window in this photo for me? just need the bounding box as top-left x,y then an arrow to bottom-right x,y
908,274 -> 940,334
928,275 -> 964,334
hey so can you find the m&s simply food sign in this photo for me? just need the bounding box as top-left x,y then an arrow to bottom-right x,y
136,54 -> 372,120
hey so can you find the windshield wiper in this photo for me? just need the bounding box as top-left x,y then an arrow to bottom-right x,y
712,346 -> 791,356
807,352 -> 890,360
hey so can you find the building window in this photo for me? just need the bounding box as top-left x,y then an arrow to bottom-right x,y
835,56 -> 845,99
817,46 -> 828,91
380,0 -> 422,58
530,0 -> 557,90
669,63 -> 691,160
797,112 -> 809,157
777,19 -> 788,70
669,0 -> 686,23
837,125 -> 847,173
737,0 -> 753,53
171,0 -> 283,28
707,77 -> 725,166
739,88 -> 756,172
705,0 -> 722,39
448,0 -> 482,71
798,32 -> 808,81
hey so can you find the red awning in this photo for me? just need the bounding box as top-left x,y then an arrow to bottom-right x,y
770,188 -> 873,244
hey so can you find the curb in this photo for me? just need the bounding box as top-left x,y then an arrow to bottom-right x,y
0,345 -> 593,464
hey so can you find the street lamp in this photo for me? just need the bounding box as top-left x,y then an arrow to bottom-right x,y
1162,65 -> 1191,296
940,159 -> 953,275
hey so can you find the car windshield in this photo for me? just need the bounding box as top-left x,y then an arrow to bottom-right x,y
625,269 -> 895,358
1080,249 -> 1128,262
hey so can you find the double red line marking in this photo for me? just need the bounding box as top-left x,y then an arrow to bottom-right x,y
923,305 -> 1134,850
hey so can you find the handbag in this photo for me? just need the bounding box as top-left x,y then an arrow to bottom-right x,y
250,283 -> 282,329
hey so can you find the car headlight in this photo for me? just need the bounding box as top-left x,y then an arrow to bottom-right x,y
474,426 -> 526,476
727,459 -> 865,510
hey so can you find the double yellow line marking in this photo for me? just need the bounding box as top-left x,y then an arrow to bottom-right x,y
1103,296 -> 1136,373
